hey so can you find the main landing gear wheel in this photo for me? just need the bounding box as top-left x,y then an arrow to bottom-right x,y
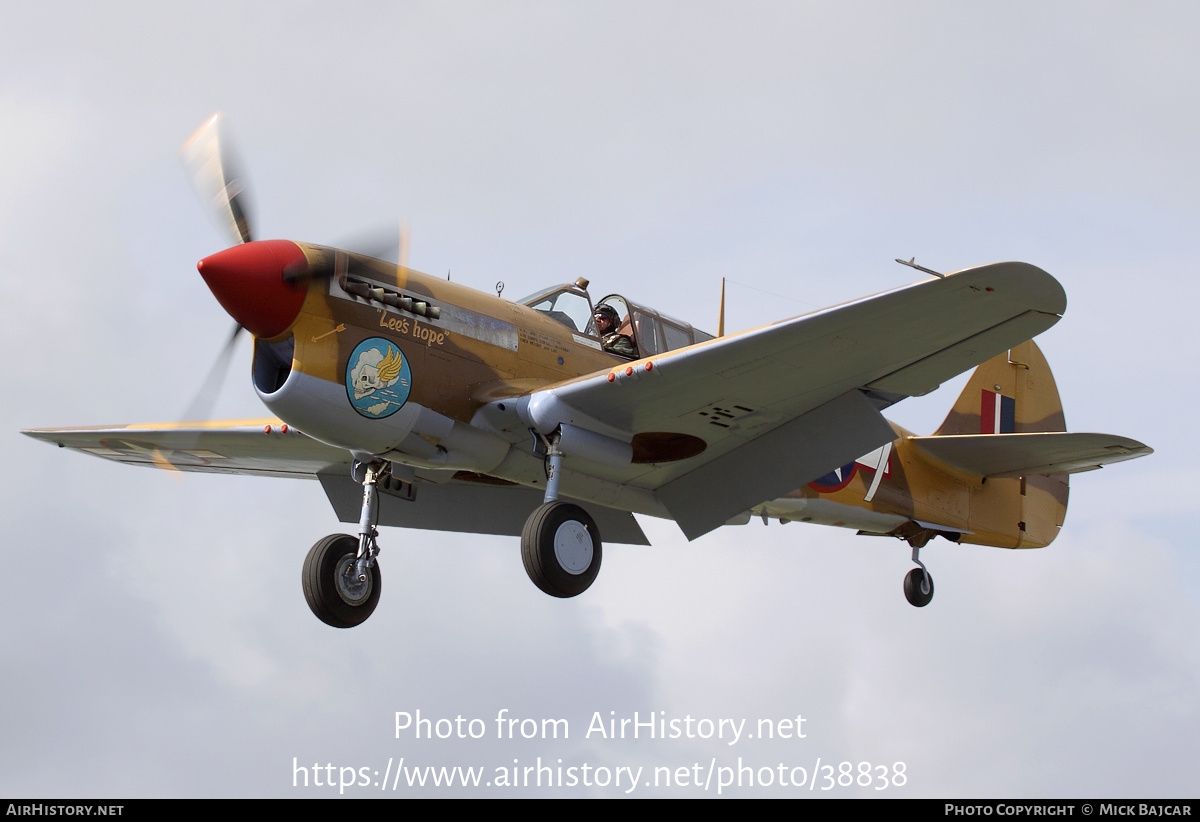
903,567 -> 934,608
521,501 -> 602,598
303,534 -> 381,628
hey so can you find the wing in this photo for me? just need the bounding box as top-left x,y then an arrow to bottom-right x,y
21,419 -> 349,478
482,262 -> 1067,539
22,420 -> 650,544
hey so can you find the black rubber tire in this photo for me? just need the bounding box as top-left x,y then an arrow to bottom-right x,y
302,534 -> 381,628
903,567 -> 934,608
521,502 -> 601,598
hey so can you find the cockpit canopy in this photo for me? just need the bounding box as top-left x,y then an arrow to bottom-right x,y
520,283 -> 594,334
522,283 -> 714,358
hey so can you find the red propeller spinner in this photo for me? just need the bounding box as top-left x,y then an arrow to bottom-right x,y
197,240 -> 307,338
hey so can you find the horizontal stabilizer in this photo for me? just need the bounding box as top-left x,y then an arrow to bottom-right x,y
910,432 -> 1152,478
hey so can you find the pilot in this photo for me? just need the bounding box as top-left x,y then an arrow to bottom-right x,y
593,304 -> 637,359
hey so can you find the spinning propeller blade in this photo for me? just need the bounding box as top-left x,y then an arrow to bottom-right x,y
172,112 -> 261,446
180,321 -> 244,424
181,112 -> 255,246
333,219 -> 410,267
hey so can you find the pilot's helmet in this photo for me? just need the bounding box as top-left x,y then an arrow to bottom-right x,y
594,304 -> 620,327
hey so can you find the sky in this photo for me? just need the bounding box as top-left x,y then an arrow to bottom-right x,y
2,1 -> 1196,798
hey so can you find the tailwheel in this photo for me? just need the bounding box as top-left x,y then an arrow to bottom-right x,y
303,534 -> 381,628
903,567 -> 934,608
521,501 -> 602,598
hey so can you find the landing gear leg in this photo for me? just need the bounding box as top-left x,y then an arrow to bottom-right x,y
521,435 -> 602,598
903,542 -> 934,608
354,461 -> 384,579
302,460 -> 386,628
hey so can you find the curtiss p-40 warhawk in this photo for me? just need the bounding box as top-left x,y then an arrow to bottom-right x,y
24,115 -> 1152,627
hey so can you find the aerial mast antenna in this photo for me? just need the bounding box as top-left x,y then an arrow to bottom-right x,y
718,277 -> 726,337
895,257 -> 944,278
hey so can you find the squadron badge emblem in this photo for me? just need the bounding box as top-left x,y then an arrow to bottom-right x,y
346,337 -> 412,419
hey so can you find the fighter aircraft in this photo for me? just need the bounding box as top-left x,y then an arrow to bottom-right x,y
23,114 -> 1152,627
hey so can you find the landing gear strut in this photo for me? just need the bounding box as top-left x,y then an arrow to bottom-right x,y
302,460 -> 386,627
520,434 -> 602,598
903,541 -> 934,608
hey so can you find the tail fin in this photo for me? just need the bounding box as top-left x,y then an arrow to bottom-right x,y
935,339 -> 1066,436
931,339 -> 1068,548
